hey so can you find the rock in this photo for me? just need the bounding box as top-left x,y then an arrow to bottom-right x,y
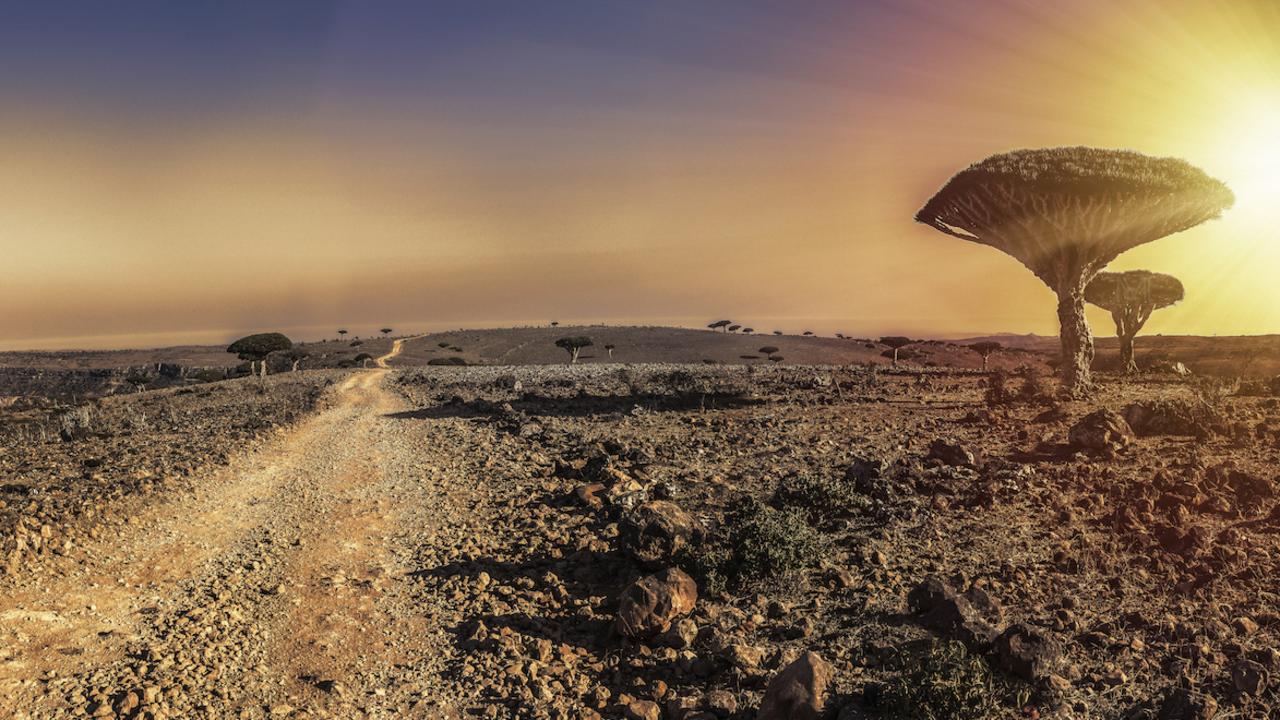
625,700 -> 661,720
906,577 -> 1000,648
616,567 -> 698,638
1232,658 -> 1268,696
1123,400 -> 1220,438
1149,360 -> 1192,376
662,618 -> 698,649
991,623 -> 1062,682
619,501 -> 702,567
1156,688 -> 1218,719
574,483 -> 606,509
704,688 -> 738,715
757,651 -> 832,720
723,643 -> 766,672
927,439 -> 975,468
1068,409 -> 1135,453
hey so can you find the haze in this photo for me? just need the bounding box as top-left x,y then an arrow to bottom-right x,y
4,0 -> 1279,351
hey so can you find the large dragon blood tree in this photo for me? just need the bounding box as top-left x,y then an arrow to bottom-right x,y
1085,270 -> 1184,373
914,147 -> 1232,396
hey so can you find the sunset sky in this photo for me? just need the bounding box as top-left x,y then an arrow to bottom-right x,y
3,0 -> 1280,350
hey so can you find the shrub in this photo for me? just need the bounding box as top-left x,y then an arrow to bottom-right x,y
438,342 -> 451,348
986,366 -> 1053,406
681,499 -> 826,595
772,474 -> 870,525
871,640 -> 1010,720
428,357 -> 468,366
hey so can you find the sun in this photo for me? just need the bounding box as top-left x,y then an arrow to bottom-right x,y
1213,90 -> 1280,218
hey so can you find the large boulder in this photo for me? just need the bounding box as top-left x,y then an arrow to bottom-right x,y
757,652 -> 832,720
619,501 -> 702,567
616,568 -> 698,638
1123,399 -> 1222,438
1068,409 -> 1135,454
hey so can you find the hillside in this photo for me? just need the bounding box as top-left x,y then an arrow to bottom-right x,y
388,326 -> 1042,371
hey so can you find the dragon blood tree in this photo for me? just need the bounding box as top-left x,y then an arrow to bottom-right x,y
1085,270 -> 1184,373
915,147 -> 1232,396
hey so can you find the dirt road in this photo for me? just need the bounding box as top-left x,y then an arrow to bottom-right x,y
0,365 -> 483,718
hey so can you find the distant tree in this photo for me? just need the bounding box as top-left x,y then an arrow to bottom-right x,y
354,352 -> 374,368
708,320 -> 731,332
555,336 -> 593,364
835,333 -> 845,339
768,355 -> 784,363
773,330 -> 783,336
879,336 -> 914,367
728,324 -> 741,333
742,327 -> 754,334
604,343 -> 616,359
802,330 -> 814,336
968,341 -> 1002,372
758,346 -> 780,355
551,321 -> 560,327
380,328 -> 393,336
1085,270 -> 1184,373
337,329 -> 348,340
227,333 -> 292,376
915,147 -> 1232,396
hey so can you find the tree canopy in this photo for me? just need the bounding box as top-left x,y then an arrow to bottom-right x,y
1084,270 -> 1184,313
915,147 -> 1233,289
227,333 -> 292,361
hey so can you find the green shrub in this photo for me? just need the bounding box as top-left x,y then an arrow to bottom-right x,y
873,640 -> 1010,720
681,499 -> 826,595
772,474 -> 870,525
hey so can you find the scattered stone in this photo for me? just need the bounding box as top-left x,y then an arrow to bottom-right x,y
757,651 -> 832,720
616,568 -> 698,638
906,577 -> 1000,648
619,501 -> 702,567
1069,409 -> 1135,453
991,623 -> 1062,682
927,439 -> 976,468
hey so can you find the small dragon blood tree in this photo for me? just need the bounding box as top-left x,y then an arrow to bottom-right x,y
1085,270 -> 1184,373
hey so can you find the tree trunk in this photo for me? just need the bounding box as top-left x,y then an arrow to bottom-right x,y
892,348 -> 899,367
1119,333 -> 1138,373
1056,282 -> 1093,397
981,356 -> 988,372
570,348 -> 579,364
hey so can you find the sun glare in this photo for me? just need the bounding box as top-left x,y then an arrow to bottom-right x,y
1214,90 -> 1280,217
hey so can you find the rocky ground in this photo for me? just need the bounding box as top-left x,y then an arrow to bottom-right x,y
2,350 -> 1279,719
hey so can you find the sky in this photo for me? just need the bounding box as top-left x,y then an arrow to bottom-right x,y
3,0 -> 1280,350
